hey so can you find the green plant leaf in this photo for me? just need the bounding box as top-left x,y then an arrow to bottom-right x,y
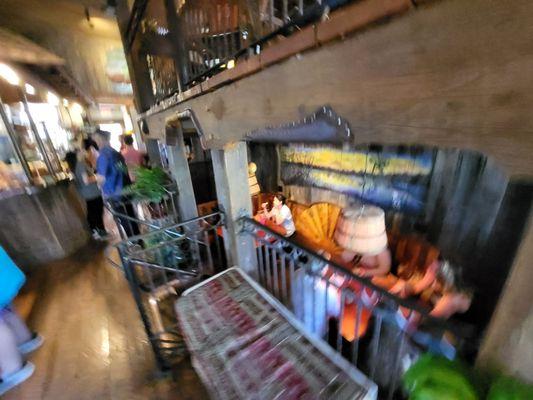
403,354 -> 478,400
128,167 -> 172,202
487,375 -> 533,400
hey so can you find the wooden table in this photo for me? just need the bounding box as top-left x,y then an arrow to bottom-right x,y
176,268 -> 377,400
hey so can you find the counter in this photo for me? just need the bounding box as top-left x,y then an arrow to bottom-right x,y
0,180 -> 89,271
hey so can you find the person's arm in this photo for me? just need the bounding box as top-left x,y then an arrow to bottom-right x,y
95,153 -> 107,187
274,206 -> 289,226
356,250 -> 391,278
411,259 -> 440,294
81,171 -> 97,185
261,202 -> 272,218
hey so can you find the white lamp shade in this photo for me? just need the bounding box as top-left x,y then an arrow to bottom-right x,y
335,205 -> 388,256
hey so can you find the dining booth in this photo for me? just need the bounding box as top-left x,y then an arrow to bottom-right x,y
240,106 -> 531,393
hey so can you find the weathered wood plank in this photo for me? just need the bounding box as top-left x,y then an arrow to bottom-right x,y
147,0 -> 533,176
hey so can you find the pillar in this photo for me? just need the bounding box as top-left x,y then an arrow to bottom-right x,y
145,139 -> 162,166
211,142 -> 257,276
167,137 -> 198,221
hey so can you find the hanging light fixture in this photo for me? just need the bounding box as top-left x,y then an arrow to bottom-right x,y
47,92 -> 60,106
0,63 -> 20,86
248,162 -> 261,196
334,205 -> 387,256
25,83 -> 36,95
335,144 -> 388,255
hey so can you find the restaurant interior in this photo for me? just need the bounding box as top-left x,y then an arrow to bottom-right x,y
0,1 -> 532,399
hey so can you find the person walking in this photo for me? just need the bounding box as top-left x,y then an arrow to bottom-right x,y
0,246 -> 44,396
83,137 -> 99,170
121,135 -> 145,181
65,149 -> 108,240
92,129 -> 139,238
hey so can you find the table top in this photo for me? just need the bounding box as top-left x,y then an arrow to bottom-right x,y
176,267 -> 377,400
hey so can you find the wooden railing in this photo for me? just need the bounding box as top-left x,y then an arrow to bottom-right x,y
121,0 -> 352,104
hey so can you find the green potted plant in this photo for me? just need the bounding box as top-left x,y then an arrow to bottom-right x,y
403,353 -> 533,400
486,375 -> 533,400
128,166 -> 171,202
126,167 -> 173,219
403,354 -> 479,400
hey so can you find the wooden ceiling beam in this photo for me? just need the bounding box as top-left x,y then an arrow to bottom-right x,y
0,28 -> 64,66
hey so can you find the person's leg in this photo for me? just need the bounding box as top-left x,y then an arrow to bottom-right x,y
94,196 -> 106,232
109,199 -> 130,238
109,198 -> 139,238
0,314 -> 23,378
123,200 -> 140,236
86,198 -> 98,231
2,307 -> 31,345
0,314 -> 34,396
2,307 -> 43,355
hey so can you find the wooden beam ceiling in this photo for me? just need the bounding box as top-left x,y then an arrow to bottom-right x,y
0,28 -> 64,65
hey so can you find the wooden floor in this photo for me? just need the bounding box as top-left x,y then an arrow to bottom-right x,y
5,242 -> 207,400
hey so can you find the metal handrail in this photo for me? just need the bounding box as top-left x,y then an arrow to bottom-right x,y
115,210 -> 224,245
109,210 -> 227,370
239,216 -> 470,337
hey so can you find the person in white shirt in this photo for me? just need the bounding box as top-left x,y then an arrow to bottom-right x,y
261,193 -> 296,237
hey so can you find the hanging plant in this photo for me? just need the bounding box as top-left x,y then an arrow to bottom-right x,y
126,166 -> 172,203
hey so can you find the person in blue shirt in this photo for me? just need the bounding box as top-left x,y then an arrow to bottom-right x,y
0,246 -> 44,395
93,129 -> 139,237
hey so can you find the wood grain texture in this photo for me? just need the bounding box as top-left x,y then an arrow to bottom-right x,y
0,184 -> 89,272
4,243 -> 207,400
146,0 -> 533,176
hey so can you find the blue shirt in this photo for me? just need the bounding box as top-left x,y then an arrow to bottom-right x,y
96,145 -> 131,199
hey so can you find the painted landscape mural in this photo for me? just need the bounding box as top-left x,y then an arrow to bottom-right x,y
280,144 -> 434,214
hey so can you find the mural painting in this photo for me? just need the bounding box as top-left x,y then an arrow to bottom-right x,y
280,144 -> 434,214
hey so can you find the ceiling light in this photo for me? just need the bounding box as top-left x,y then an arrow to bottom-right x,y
0,63 -> 20,86
25,83 -> 35,95
47,92 -> 60,106
71,102 -> 84,114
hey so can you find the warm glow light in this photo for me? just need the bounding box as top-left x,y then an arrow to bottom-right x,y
71,102 -> 84,115
121,105 -> 133,132
25,83 -> 36,95
62,98 -> 69,107
227,59 -> 235,69
0,63 -> 20,86
47,92 -> 60,106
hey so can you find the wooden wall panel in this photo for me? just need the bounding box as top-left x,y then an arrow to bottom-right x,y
147,0 -> 533,177
141,0 -> 533,376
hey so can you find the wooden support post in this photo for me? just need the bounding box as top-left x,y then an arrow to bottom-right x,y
145,139 -> 162,167
211,142 -> 257,276
164,0 -> 189,88
116,0 -> 155,112
167,133 -> 198,221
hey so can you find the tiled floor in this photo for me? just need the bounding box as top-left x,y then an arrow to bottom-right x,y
5,243 -> 207,400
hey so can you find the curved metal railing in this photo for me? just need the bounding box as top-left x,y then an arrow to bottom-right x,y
239,216 -> 471,399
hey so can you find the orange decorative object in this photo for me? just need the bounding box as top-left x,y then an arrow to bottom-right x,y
341,301 -> 373,342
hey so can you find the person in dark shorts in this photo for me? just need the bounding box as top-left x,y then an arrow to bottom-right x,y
92,129 -> 139,238
65,149 -> 108,240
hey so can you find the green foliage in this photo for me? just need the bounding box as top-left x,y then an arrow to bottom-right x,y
404,354 -> 533,400
126,167 -> 171,202
403,354 -> 479,400
487,375 -> 533,400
